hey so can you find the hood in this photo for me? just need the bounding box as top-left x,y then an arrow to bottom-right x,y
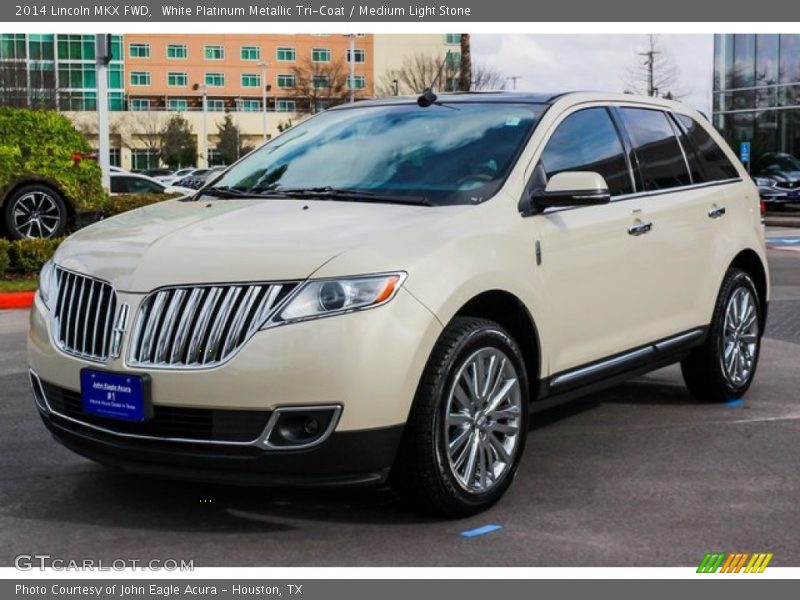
55,198 -> 465,292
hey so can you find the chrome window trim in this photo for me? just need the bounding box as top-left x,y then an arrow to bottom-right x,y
29,370 -> 341,449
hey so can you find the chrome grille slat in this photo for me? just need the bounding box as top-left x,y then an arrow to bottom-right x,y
51,268 -> 117,362
130,282 -> 296,369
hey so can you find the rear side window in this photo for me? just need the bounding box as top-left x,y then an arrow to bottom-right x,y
619,108 -> 691,191
538,107 -> 633,196
675,114 -> 739,182
110,177 -> 128,194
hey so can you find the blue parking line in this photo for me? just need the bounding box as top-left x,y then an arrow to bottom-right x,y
767,238 -> 800,245
725,399 -> 744,407
460,524 -> 502,538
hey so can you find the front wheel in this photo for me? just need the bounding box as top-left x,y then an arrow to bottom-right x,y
393,317 -> 529,517
3,184 -> 68,240
681,268 -> 763,402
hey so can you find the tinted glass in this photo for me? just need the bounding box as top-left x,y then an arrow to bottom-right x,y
127,178 -> 164,194
620,108 -> 691,190
538,108 -> 633,196
110,177 -> 128,194
676,115 -> 740,181
212,103 -> 546,206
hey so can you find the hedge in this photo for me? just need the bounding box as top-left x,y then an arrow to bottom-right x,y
0,107 -> 106,212
100,192 -> 181,218
0,239 -> 10,274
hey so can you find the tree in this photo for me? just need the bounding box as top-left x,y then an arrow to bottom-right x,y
376,52 -> 506,96
458,34 -> 472,92
160,113 -> 196,168
0,61 -> 58,109
623,34 -> 685,99
135,111 -> 166,164
215,113 -> 253,165
290,57 -> 350,113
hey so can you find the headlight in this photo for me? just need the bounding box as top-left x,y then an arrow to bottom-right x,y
265,272 -> 406,326
753,177 -> 775,187
38,260 -> 57,309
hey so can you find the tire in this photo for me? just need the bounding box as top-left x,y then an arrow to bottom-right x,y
2,184 -> 68,240
681,268 -> 763,403
393,317 -> 530,518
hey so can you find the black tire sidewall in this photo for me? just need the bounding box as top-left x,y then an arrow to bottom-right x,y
430,323 -> 529,511
3,184 -> 68,240
712,270 -> 762,399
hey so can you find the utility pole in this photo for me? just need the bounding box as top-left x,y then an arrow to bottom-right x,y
506,76 -> 521,90
200,84 -> 208,167
638,36 -> 660,97
95,34 -> 112,190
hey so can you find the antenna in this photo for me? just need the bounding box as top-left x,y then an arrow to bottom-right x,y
418,50 -> 452,108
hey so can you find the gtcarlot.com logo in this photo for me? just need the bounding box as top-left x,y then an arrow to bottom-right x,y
14,554 -> 194,571
697,552 -> 773,573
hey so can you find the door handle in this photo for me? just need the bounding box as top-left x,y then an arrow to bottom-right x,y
627,222 -> 653,236
708,206 -> 726,219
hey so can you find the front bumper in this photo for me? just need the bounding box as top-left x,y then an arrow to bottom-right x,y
28,284 -> 442,485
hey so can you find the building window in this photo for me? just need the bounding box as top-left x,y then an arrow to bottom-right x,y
349,75 -> 366,90
204,45 -> 224,60
107,64 -> 123,89
241,99 -> 261,112
445,34 -> 461,45
347,49 -> 366,63
58,63 -> 96,88
58,91 -> 97,111
445,52 -> 461,68
129,43 -> 150,58
277,47 -> 296,61
241,46 -> 260,61
131,149 -> 160,171
313,75 -> 329,89
130,71 -> 151,86
167,72 -> 188,87
0,33 -> 27,59
108,91 -> 124,111
206,99 -> 225,111
277,74 -> 295,88
56,34 -> 96,61
311,48 -> 331,62
169,99 -> 188,111
28,34 -> 54,61
109,147 -> 121,167
130,98 -> 151,111
167,44 -> 187,59
205,72 -> 224,87
241,73 -> 261,88
277,100 -> 296,112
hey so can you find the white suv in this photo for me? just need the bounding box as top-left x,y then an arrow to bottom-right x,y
28,92 -> 768,516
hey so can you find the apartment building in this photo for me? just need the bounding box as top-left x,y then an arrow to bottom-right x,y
0,33 -> 455,169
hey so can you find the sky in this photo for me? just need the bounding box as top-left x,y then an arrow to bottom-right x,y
472,34 -> 713,115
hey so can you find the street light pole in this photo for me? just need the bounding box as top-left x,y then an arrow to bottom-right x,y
201,84 -> 208,167
348,34 -> 355,103
95,34 -> 112,190
259,61 -> 268,143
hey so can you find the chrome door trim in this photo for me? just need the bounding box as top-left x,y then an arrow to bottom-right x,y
550,347 -> 654,389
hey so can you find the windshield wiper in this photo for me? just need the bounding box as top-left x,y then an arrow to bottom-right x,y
202,185 -> 432,206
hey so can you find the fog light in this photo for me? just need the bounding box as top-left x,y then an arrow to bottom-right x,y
263,406 -> 341,450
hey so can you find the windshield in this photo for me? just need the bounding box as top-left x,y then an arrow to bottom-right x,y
208,102 -> 546,206
764,154 -> 800,171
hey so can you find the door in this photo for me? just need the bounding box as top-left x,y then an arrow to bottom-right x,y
526,106 -> 666,376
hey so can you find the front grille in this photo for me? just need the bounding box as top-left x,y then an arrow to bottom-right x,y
52,268 -> 118,362
776,181 -> 800,190
128,282 -> 296,368
41,381 -> 271,443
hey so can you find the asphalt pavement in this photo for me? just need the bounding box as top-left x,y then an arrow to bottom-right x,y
1,234 -> 799,567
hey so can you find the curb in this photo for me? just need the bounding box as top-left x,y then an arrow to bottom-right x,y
0,291 -> 35,310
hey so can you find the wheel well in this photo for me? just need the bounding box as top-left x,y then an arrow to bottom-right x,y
454,290 -> 541,399
729,249 -> 768,326
1,179 -> 68,212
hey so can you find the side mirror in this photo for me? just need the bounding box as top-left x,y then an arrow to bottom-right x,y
535,171 -> 611,209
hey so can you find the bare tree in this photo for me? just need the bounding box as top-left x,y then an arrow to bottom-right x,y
458,34 -> 472,92
290,57 -> 350,113
623,34 -> 685,99
134,111 -> 167,160
376,52 -> 505,96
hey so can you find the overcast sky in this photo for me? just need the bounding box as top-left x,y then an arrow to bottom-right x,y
472,34 -> 713,115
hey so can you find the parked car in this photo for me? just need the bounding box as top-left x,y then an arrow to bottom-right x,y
156,168 -> 197,186
29,92 -> 769,516
0,108 -> 105,239
109,173 -> 167,195
171,166 -> 226,191
752,152 -> 800,207
142,168 -> 174,179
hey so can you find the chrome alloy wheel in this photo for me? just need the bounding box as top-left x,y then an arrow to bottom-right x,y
443,347 -> 523,493
721,286 -> 760,387
11,191 -> 62,239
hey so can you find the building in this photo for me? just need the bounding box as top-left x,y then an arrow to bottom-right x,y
713,34 -> 800,161
1,33 -> 454,170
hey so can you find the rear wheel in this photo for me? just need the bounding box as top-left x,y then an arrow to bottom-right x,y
393,317 -> 529,517
3,184 -> 67,240
681,268 -> 762,402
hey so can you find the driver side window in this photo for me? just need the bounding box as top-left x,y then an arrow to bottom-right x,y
539,107 -> 634,197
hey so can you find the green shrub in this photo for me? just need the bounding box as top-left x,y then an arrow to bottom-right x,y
0,108 -> 105,212
101,192 -> 181,218
8,238 -> 64,274
0,239 -> 10,274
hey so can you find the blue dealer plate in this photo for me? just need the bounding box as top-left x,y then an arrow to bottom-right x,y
80,369 -> 148,422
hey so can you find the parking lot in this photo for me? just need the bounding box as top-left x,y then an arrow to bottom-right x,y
1,232 -> 799,568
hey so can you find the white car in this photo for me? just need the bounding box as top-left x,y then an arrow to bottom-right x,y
156,168 -> 197,186
29,92 -> 769,516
